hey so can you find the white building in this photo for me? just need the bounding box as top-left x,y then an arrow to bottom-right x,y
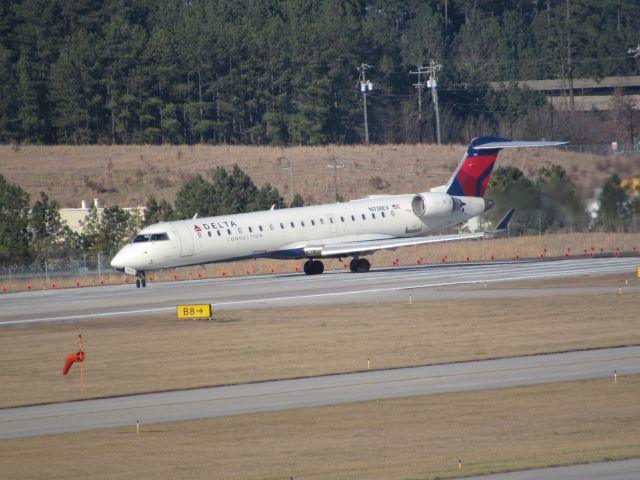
59,199 -> 145,234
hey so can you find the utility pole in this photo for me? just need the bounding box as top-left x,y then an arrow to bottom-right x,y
328,154 -> 345,202
410,65 -> 428,141
630,103 -> 636,152
284,158 -> 294,204
566,0 -> 575,114
358,63 -> 373,145
426,59 -> 443,145
627,47 -> 639,151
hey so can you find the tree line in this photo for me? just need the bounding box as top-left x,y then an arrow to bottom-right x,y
2,166 -> 638,268
0,164 -> 298,266
1,0 -> 638,146
484,165 -> 640,235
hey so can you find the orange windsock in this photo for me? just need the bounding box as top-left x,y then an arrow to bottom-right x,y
62,350 -> 85,375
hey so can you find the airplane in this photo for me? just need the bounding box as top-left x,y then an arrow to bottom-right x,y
111,137 -> 565,287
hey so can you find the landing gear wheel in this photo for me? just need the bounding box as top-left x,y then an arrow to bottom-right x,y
349,258 -> 358,273
303,260 -> 325,275
135,272 -> 147,288
355,258 -> 370,273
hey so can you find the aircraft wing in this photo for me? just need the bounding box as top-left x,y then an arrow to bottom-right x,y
304,231 -> 485,257
304,208 -> 516,258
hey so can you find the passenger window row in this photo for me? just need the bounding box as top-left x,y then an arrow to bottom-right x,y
200,209 -> 396,238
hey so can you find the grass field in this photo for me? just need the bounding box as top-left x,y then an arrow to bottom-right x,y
1,143 -> 637,208
1,376 -> 638,480
1,273 -> 638,408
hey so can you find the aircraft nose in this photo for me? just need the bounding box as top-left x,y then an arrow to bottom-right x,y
110,248 -> 129,270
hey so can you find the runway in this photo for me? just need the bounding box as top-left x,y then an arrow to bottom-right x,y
1,257 -> 638,326
466,459 -> 640,479
1,346 -> 638,439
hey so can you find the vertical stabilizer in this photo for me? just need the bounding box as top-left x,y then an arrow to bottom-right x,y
431,137 -> 567,198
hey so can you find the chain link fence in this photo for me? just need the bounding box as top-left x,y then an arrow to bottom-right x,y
0,252 -> 117,283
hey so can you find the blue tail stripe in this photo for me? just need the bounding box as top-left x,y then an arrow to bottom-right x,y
447,178 -> 464,196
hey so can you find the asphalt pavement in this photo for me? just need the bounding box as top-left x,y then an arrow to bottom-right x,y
1,257 -> 638,326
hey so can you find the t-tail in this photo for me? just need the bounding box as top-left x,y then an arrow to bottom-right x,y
432,137 -> 567,197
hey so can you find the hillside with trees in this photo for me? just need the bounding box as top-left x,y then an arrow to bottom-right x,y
1,0 -> 638,146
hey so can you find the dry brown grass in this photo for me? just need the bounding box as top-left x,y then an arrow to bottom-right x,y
2,143 -> 636,207
1,376 -> 638,480
2,232 -> 638,293
1,280 -> 638,408
483,272 -> 638,289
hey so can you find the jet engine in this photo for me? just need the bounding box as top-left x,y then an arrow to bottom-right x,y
410,192 -> 462,218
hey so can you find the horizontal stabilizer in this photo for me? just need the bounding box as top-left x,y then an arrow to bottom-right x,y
475,140 -> 567,150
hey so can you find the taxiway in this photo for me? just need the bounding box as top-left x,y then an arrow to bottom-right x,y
1,346 -> 638,439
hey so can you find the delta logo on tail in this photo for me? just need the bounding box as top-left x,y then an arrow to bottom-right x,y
445,136 -> 507,197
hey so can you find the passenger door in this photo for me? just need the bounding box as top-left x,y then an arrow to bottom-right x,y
174,223 -> 195,257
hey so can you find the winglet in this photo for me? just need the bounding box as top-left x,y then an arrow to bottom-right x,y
495,208 -> 515,232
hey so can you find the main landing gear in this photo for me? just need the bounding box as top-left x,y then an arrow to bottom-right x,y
349,258 -> 370,273
302,258 -> 371,275
303,260 -> 324,275
135,271 -> 147,288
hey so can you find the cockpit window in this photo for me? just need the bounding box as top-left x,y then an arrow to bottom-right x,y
132,233 -> 169,243
132,234 -> 150,243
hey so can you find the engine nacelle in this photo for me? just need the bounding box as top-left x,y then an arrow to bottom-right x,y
411,192 -> 458,218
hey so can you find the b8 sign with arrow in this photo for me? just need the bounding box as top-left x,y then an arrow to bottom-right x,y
177,304 -> 212,320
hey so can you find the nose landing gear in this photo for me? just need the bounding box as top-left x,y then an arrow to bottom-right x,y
135,272 -> 147,288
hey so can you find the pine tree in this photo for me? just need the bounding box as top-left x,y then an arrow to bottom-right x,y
175,174 -> 213,220
596,174 -> 630,232
484,165 -> 541,235
29,191 -> 65,264
0,175 -> 31,266
290,192 -> 305,208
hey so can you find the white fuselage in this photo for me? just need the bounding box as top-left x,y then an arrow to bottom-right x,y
111,193 -> 487,272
